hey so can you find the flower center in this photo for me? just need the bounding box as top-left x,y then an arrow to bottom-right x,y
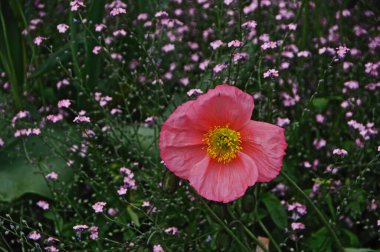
203,125 -> 242,164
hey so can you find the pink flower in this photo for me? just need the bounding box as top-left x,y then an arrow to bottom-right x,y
45,246 -> 59,252
291,222 -> 305,230
187,89 -> 203,97
110,7 -> 126,16
92,202 -> 107,213
95,24 -> 106,32
210,40 -> 224,50
261,41 -> 277,50
73,115 -> 91,123
70,0 -> 84,11
153,244 -> 165,252
159,85 -> 287,202
73,225 -> 88,231
92,46 -> 102,55
58,99 -> 71,108
34,36 -> 46,46
45,172 -> 58,180
161,44 -> 175,53
276,117 -> 290,127
213,63 -> 228,75
241,20 -> 257,30
336,46 -> 350,58
89,226 -> 99,240
57,24 -> 69,33
37,200 -> 49,210
332,148 -> 348,156
117,186 -> 127,195
227,40 -> 243,48
263,69 -> 279,78
28,231 -> 41,240
164,227 -> 179,235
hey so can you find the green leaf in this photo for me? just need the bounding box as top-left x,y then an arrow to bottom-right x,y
261,193 -> 288,230
305,227 -> 333,252
127,206 -> 140,227
312,97 -> 329,111
0,0 -> 26,107
0,137 -> 73,202
341,229 -> 360,247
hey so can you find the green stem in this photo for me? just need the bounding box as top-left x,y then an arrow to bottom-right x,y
199,198 -> 251,252
240,224 -> 269,252
257,219 -> 281,252
281,171 -> 344,252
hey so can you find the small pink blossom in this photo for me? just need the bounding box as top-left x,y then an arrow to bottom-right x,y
34,36 -> 46,46
261,41 -> 277,50
164,227 -> 179,235
28,231 -> 41,240
110,7 -> 126,16
313,138 -> 326,150
153,244 -> 165,252
336,46 -> 350,58
73,225 -> 88,231
263,69 -> 279,78
56,79 -> 70,89
92,202 -> 107,213
73,115 -> 91,123
117,186 -> 128,195
45,172 -> 58,180
45,246 -> 59,252
95,24 -> 106,32
113,29 -> 127,37
332,148 -> 348,156
89,226 -> 99,240
161,44 -> 175,53
227,40 -> 243,48
241,20 -> 257,30
155,11 -> 169,18
276,117 -> 290,127
291,222 -> 305,230
57,24 -> 69,33
92,46 -> 102,55
187,89 -> 203,97
137,13 -> 149,21
46,114 -> 64,123
58,99 -> 71,108
315,114 -> 325,123
37,200 -> 49,210
213,63 -> 227,75
210,40 -> 224,50
70,0 -> 84,11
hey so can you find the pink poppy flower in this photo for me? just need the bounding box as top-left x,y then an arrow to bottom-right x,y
159,84 -> 287,203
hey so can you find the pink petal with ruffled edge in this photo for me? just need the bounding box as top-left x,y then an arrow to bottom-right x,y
186,84 -> 254,131
160,100 -> 206,179
240,120 -> 287,182
189,152 -> 258,203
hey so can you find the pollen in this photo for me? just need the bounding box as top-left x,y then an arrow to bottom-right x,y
203,125 -> 242,164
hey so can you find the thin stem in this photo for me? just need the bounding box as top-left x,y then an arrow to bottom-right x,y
199,198 -> 251,252
257,219 -> 281,252
281,170 -> 344,252
240,224 -> 269,252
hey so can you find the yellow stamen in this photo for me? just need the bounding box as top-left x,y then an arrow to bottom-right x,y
203,125 -> 242,164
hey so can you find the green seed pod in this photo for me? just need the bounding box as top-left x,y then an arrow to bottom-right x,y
242,194 -> 255,213
216,231 -> 231,251
162,170 -> 179,193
